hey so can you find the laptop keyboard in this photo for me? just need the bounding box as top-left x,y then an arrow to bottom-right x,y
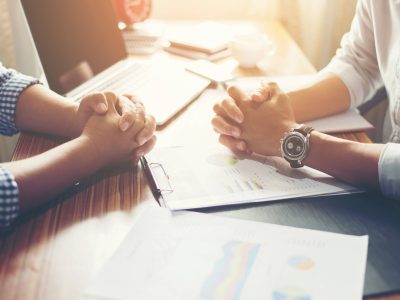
94,63 -> 153,95
68,58 -> 211,125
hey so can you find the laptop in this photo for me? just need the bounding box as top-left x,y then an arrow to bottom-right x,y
19,0 -> 211,126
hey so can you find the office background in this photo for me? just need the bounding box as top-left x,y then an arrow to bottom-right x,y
0,0 -> 357,162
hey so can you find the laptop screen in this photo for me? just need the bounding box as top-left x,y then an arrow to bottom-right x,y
21,0 -> 127,94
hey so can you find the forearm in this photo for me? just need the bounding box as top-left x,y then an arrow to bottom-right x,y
288,73 -> 351,122
305,131 -> 383,188
15,84 -> 78,137
2,136 -> 99,212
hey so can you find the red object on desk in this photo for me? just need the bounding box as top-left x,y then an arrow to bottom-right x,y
114,0 -> 152,24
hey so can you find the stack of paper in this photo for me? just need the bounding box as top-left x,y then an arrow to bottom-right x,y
122,21 -> 165,55
164,22 -> 235,61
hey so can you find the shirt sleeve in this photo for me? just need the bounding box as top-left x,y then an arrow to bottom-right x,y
0,166 -> 19,231
0,64 -> 40,136
378,143 -> 400,199
320,0 -> 383,108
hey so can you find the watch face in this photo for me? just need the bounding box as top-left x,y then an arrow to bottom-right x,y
281,132 -> 307,160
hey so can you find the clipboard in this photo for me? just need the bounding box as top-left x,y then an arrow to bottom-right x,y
140,146 -> 361,211
140,156 -> 172,207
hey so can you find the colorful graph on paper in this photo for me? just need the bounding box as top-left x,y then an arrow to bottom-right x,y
288,255 -> 315,271
200,240 -> 260,300
272,286 -> 311,300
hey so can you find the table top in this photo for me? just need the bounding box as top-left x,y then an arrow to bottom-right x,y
1,20 -> 397,300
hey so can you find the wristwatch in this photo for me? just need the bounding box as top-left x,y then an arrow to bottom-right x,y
280,124 -> 314,168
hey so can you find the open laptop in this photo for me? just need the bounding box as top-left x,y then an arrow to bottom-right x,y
19,0 -> 210,126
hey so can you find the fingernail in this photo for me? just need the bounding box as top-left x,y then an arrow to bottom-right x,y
238,142 -> 246,151
96,103 -> 107,112
235,114 -> 243,123
137,136 -> 146,146
233,129 -> 241,138
120,122 -> 129,132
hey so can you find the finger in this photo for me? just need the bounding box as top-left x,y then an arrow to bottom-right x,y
123,94 -> 144,107
218,135 -> 250,156
102,91 -> 119,113
211,115 -> 241,138
136,115 -> 156,146
120,95 -> 146,125
213,100 -> 243,124
81,92 -> 108,114
118,95 -> 137,132
136,136 -> 157,158
132,100 -> 145,125
220,97 -> 244,123
227,85 -> 251,103
251,81 -> 277,102
127,107 -> 146,136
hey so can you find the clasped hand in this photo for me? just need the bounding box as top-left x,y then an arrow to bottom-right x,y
77,91 -> 156,167
212,82 -> 298,157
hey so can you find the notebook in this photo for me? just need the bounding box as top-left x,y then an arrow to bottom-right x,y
167,22 -> 232,54
19,0 -> 210,126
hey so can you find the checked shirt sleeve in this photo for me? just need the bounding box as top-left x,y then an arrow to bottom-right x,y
0,166 -> 19,230
0,64 -> 40,230
0,64 -> 40,136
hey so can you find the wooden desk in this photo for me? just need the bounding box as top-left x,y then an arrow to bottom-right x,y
0,20 -> 397,300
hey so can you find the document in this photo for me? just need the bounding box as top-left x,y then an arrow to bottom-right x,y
85,206 -> 368,300
143,145 -> 361,210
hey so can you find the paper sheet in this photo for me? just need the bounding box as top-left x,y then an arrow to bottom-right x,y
85,206 -> 368,300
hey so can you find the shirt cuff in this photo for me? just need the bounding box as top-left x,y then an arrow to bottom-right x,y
0,68 -> 40,136
378,143 -> 400,199
0,166 -> 19,231
320,59 -> 369,109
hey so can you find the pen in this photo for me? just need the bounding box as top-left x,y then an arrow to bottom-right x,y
140,156 -> 162,201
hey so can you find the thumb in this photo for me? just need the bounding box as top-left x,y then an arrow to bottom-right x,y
81,92 -> 108,114
251,81 -> 275,102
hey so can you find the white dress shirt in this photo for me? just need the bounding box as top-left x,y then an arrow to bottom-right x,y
322,0 -> 400,199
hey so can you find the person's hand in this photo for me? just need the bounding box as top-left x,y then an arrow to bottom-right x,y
236,83 -> 298,156
80,93 -> 156,169
74,92 -> 156,160
212,87 -> 249,157
212,82 -> 270,155
75,92 -> 148,134
212,83 -> 297,156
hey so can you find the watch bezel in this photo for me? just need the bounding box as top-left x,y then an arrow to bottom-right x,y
280,127 -> 312,168
281,131 -> 308,160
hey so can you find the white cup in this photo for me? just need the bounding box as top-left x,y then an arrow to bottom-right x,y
229,33 -> 276,68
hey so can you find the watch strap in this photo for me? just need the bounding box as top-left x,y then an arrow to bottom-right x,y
294,124 -> 314,137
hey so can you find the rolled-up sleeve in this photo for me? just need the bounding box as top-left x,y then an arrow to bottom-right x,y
0,166 -> 19,231
0,65 -> 39,231
379,143 -> 400,199
0,64 -> 40,136
320,0 -> 383,108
